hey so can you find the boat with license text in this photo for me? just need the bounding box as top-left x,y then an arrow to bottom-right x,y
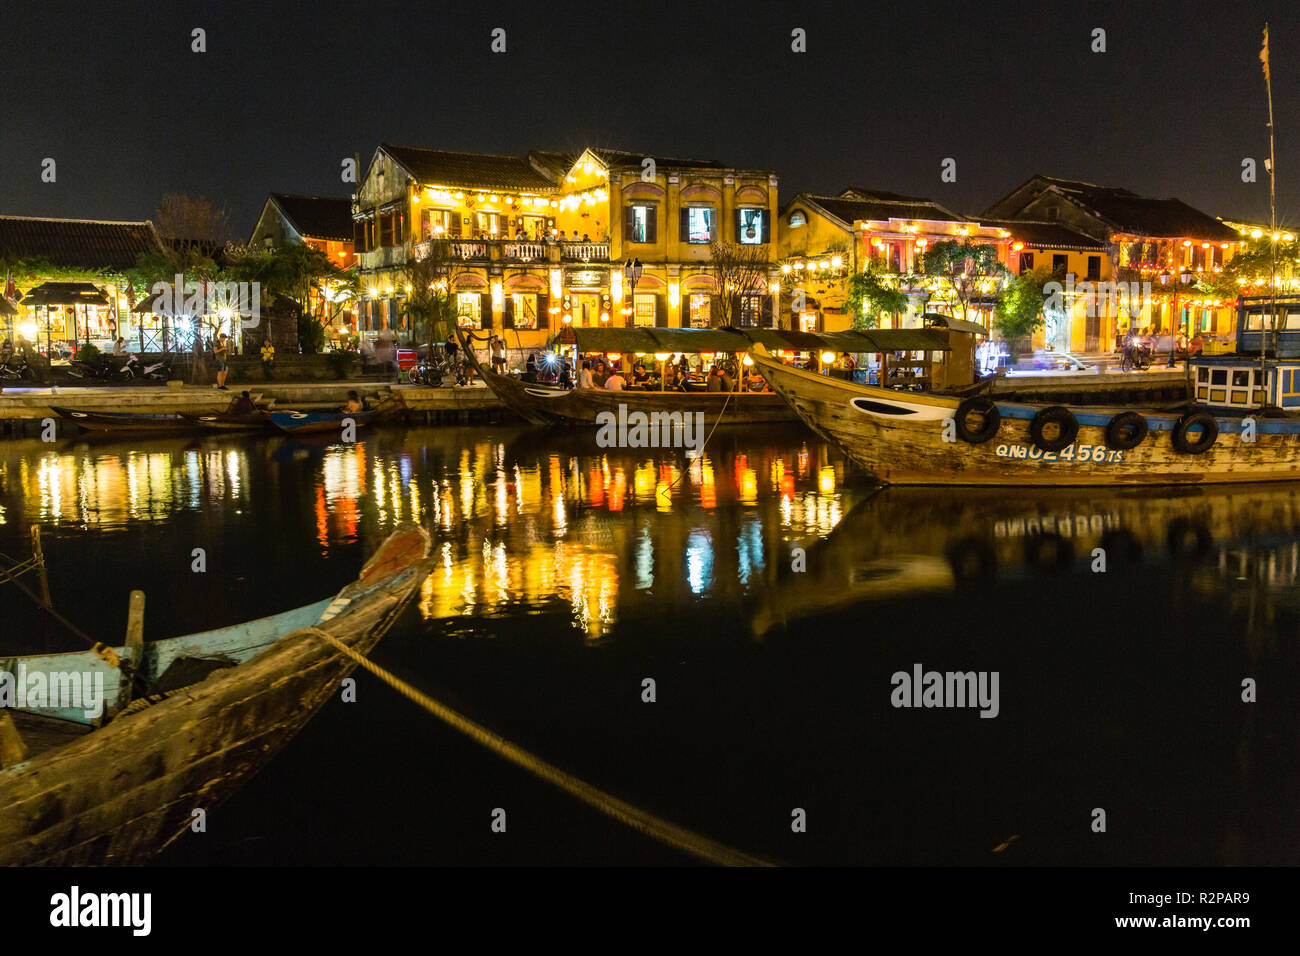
51,406 -> 197,434
750,296 -> 1300,487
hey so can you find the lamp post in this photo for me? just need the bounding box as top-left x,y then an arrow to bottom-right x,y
1165,268 -> 1192,367
623,259 -> 642,327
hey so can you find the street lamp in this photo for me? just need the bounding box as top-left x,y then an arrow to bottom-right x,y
623,259 -> 642,326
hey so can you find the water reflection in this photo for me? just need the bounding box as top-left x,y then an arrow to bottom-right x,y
0,426 -> 852,641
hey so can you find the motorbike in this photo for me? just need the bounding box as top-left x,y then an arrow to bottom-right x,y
121,353 -> 172,382
0,354 -> 32,381
66,356 -> 120,381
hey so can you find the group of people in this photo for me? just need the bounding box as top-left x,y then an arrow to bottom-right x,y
1119,327 -> 1204,359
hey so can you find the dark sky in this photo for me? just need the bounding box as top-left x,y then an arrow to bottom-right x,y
2,0 -> 1297,237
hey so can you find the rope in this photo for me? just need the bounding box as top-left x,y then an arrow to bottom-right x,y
301,626 -> 774,867
661,385 -> 734,494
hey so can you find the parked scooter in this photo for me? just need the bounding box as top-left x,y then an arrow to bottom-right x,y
120,353 -> 172,382
0,354 -> 32,381
66,356 -> 120,381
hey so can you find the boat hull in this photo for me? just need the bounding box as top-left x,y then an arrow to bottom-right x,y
269,410 -> 374,434
751,349 -> 1300,486
0,525 -> 430,866
476,366 -> 797,426
52,406 -> 196,433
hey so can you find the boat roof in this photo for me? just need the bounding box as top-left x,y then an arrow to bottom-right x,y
554,326 -> 951,353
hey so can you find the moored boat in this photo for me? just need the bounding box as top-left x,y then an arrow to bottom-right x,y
52,406 -> 197,434
750,297 -> 1300,487
0,524 -> 431,865
181,410 -> 271,431
269,409 -> 374,435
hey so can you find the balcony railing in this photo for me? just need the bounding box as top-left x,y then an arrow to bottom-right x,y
561,242 -> 609,262
409,238 -> 611,264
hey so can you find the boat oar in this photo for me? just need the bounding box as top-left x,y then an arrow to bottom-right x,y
301,626 -> 776,867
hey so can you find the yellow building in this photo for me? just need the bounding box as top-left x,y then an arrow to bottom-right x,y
779,190 -> 1008,332
353,143 -> 780,355
983,176 -> 1242,353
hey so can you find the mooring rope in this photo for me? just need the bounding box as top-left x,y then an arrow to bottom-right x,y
302,626 -> 774,867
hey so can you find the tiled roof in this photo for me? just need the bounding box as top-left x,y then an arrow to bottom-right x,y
588,148 -> 726,171
841,187 -> 934,203
269,194 -> 354,242
528,150 -> 578,180
979,218 -> 1106,250
19,281 -> 112,306
986,176 -> 1240,241
381,143 -> 559,192
795,193 -> 966,228
0,216 -> 163,270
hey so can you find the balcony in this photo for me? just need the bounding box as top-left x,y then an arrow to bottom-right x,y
411,238 -> 610,265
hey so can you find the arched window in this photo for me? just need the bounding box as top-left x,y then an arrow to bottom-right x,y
788,210 -> 806,227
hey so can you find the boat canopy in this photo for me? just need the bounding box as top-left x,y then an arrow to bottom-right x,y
554,326 -> 950,354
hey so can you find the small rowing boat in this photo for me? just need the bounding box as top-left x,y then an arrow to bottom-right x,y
52,406 -> 195,434
181,410 -> 271,431
269,409 -> 374,435
0,524 -> 430,865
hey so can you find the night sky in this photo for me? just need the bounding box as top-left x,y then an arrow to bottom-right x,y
2,0 -> 1297,236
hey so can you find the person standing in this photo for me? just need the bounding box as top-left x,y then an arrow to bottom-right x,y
490,335 -> 506,375
577,360 -> 595,389
213,332 -> 230,390
260,339 -> 275,380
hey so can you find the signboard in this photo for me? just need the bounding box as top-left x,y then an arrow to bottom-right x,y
564,268 -> 607,289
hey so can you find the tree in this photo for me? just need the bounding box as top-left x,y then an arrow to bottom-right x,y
921,240 -> 1004,323
401,238 -> 458,345
152,193 -> 235,264
845,267 -> 910,329
707,240 -> 770,327
224,241 -> 343,352
993,266 -> 1053,346
1197,236 -> 1300,301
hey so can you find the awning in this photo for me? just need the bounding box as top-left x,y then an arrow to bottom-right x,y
553,325 -> 950,353
19,282 -> 110,307
921,312 -> 988,336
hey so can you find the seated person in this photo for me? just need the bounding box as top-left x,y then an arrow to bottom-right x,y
229,390 -> 257,416
631,362 -> 650,386
604,369 -> 626,390
706,366 -> 724,392
341,390 -> 364,414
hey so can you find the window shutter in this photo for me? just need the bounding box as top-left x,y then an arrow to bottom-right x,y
735,209 -> 743,242
680,207 -> 690,243
761,211 -> 770,244
624,206 -> 636,242
480,292 -> 492,330
503,294 -> 515,329
654,294 -> 667,327
449,212 -> 461,236
646,206 -> 657,243
353,220 -> 364,250
538,293 -> 549,329
731,295 -> 741,328
761,296 -> 774,327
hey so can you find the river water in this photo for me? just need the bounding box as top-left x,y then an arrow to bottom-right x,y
1,424 -> 1296,865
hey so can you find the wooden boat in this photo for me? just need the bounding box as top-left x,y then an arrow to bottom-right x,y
749,341 -> 1300,487
52,406 -> 196,434
269,409 -> 374,435
0,524 -> 430,865
459,326 -> 799,426
181,410 -> 271,431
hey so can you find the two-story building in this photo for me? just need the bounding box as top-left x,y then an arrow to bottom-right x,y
983,175 -> 1241,352
778,189 -> 1009,332
353,143 -> 780,354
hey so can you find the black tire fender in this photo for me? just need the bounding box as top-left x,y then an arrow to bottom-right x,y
1104,411 -> 1149,451
1029,405 -> 1079,453
954,397 -> 1001,444
1171,411 -> 1218,454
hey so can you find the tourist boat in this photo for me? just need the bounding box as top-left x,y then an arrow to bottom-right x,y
51,406 -> 196,433
269,409 -> 374,435
0,524 -> 430,865
459,326 -> 802,426
750,296 -> 1300,487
